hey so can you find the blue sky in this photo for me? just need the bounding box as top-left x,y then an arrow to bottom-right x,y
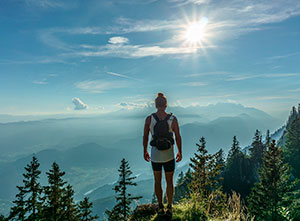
0,0 -> 300,118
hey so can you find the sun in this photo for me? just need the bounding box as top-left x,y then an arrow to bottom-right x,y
182,17 -> 209,46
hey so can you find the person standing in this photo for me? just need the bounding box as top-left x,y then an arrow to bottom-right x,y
143,92 -> 182,217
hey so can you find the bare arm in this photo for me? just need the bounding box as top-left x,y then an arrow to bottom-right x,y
143,116 -> 151,162
172,116 -> 182,162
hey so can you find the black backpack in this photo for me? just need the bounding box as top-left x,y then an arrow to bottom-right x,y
150,113 -> 175,150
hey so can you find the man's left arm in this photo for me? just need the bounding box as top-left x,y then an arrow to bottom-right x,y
172,117 -> 182,162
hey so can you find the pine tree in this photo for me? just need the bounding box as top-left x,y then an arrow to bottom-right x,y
215,148 -> 225,173
265,129 -> 271,148
42,162 -> 68,221
8,186 -> 26,220
174,169 -> 193,202
284,115 -> 300,178
223,136 -> 253,198
106,158 -> 142,221
189,137 -> 222,198
78,197 -> 98,221
248,140 -> 298,220
22,155 -> 43,220
227,136 -> 240,160
62,185 -> 79,221
0,214 -> 5,221
249,130 -> 265,166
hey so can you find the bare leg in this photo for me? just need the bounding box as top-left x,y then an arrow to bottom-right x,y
153,170 -> 163,205
165,171 -> 174,206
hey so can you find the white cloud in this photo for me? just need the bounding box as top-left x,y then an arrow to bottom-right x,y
65,44 -> 198,59
168,0 -> 210,6
37,0 -> 300,59
108,37 -> 129,44
25,0 -> 64,8
182,82 -> 207,87
225,73 -> 300,81
119,102 -> 152,109
72,97 -> 88,110
75,80 -> 128,93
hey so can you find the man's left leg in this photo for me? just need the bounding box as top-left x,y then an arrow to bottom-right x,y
165,170 -> 174,206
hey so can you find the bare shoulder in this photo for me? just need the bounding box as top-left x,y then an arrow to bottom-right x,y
145,115 -> 151,124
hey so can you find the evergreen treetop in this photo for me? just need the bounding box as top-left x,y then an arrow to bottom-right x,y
106,158 -> 141,221
248,140 -> 298,220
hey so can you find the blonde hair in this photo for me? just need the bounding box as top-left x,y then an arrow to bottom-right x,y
155,92 -> 167,108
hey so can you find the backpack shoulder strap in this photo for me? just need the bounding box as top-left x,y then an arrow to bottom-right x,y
164,112 -> 173,121
152,113 -> 160,122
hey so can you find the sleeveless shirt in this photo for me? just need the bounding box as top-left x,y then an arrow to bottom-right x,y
149,113 -> 175,163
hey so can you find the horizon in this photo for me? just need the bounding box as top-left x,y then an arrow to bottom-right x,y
1,0 -> 300,119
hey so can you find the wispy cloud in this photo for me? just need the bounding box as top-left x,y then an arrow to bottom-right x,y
25,0 -> 65,8
225,73 -> 300,81
256,95 -> 299,100
36,0 -> 300,60
63,42 -> 199,59
118,101 -> 151,110
75,80 -> 128,93
185,71 -> 229,78
267,51 -> 300,61
33,79 -> 48,85
182,81 -> 207,87
107,71 -> 141,81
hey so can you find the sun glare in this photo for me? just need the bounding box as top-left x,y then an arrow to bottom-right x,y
183,17 -> 209,46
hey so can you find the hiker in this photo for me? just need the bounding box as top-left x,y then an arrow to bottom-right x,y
143,92 -> 182,217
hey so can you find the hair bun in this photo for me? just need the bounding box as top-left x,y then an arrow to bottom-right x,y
157,92 -> 164,97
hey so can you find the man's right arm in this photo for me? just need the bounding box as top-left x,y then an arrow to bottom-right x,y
143,116 -> 151,162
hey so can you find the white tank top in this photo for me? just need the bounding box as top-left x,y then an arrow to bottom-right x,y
149,113 -> 175,163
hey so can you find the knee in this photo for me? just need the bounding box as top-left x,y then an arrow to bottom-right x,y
166,180 -> 174,188
154,180 -> 162,187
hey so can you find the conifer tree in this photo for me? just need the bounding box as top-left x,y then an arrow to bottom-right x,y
249,130 -> 265,166
227,136 -> 240,160
223,136 -> 253,198
106,158 -> 142,221
189,137 -> 222,198
0,214 -> 5,221
22,155 -> 43,220
78,197 -> 98,221
174,169 -> 192,202
284,115 -> 300,178
42,162 -> 67,221
62,185 -> 79,221
248,140 -> 298,220
215,148 -> 225,173
265,129 -> 271,148
8,186 -> 26,220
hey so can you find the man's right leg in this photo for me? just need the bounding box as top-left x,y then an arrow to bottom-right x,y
153,170 -> 163,205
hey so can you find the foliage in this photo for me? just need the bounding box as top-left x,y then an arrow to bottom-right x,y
106,158 -> 142,221
284,115 -> 300,178
8,155 -> 43,221
78,197 -> 98,221
248,140 -> 298,220
0,214 -> 5,221
42,162 -> 68,220
223,136 -> 254,198
189,137 -> 222,198
174,169 -> 192,202
7,156 -> 99,221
